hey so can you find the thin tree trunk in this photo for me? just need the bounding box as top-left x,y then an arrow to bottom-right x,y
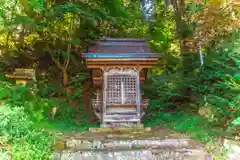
172,0 -> 185,55
5,31 -> 10,53
83,87 -> 88,119
77,87 -> 87,121
63,69 -> 69,87
62,13 -> 73,87
86,87 -> 93,122
17,23 -> 26,49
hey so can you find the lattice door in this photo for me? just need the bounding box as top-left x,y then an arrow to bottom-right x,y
106,74 -> 137,105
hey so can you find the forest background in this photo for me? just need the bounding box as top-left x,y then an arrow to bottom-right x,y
0,0 -> 240,159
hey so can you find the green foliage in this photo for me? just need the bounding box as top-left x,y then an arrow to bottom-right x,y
144,111 -> 222,142
143,71 -> 187,113
0,78 -> 96,159
149,1 -> 177,53
0,84 -> 50,123
37,119 -> 98,133
232,117 -> 240,126
68,72 -> 86,99
192,30 -> 240,129
1,2 -> 240,158
145,29 -> 240,141
38,83 -> 65,98
0,81 -> 13,99
53,102 -> 77,120
0,80 -> 95,159
11,132 -> 53,160
0,105 -> 33,141
0,99 -> 54,160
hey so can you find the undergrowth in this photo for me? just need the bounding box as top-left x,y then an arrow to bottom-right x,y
144,30 -> 240,144
144,111 -> 224,142
0,74 -> 96,159
36,118 -> 98,133
0,103 -> 54,160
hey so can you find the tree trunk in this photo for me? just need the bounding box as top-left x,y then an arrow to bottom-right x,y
87,93 -> 93,122
63,69 -> 69,87
172,0 -> 185,55
17,24 -> 25,48
5,31 -> 10,53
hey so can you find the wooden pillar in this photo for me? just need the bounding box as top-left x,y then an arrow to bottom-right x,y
102,69 -> 107,126
136,68 -> 142,124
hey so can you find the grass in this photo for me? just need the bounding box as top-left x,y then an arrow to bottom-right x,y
144,111 -> 227,143
35,119 -> 99,133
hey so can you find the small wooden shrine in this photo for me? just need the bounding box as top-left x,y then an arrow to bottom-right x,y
83,38 -> 159,126
5,68 -> 36,85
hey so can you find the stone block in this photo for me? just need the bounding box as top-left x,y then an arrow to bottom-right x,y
89,128 -> 113,133
53,141 -> 66,151
181,149 -> 209,160
224,139 -> 240,160
60,151 -> 76,160
0,151 -> 11,160
66,139 -> 92,150
52,152 -> 61,160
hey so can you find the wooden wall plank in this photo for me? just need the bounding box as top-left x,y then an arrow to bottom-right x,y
87,65 -> 153,68
87,61 -> 154,65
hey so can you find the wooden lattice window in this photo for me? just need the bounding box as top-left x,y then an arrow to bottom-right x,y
106,74 -> 137,105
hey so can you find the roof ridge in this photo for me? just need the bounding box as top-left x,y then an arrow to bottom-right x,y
99,38 -> 151,42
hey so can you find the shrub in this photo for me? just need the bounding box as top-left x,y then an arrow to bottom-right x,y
190,30 -> 240,130
0,104 -> 33,141
0,101 -> 54,160
11,131 -> 54,160
144,30 -> 240,140
0,81 -> 54,160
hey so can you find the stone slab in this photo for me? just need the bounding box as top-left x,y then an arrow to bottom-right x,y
53,149 -> 209,160
62,138 -> 192,151
89,126 -> 148,133
224,139 -> 240,160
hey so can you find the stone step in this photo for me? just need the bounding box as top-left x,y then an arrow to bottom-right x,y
53,128 -> 209,160
55,137 -> 196,151
53,148 -> 210,160
89,125 -> 150,133
103,115 -> 141,123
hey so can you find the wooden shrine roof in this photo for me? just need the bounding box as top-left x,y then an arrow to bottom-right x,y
83,38 -> 160,68
5,68 -> 35,80
83,53 -> 158,58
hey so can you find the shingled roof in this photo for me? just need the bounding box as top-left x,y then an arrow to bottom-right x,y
83,38 -> 160,68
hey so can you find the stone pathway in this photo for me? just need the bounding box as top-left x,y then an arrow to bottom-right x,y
53,126 -> 210,160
